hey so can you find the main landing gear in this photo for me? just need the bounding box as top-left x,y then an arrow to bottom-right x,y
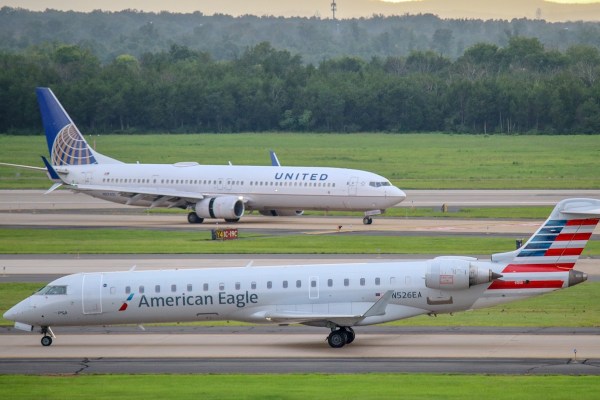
187,212 -> 204,224
40,326 -> 55,347
362,216 -> 373,225
327,327 -> 355,348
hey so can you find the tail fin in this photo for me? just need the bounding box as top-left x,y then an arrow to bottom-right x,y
36,88 -> 120,166
492,198 -> 600,272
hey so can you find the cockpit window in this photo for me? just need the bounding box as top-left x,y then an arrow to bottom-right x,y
369,181 -> 391,188
36,285 -> 67,295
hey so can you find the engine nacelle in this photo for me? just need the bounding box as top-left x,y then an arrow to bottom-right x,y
195,197 -> 244,220
259,210 -> 304,217
425,259 -> 501,291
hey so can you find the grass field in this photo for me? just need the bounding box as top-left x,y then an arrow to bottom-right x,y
1,133 -> 599,189
2,227 -> 600,255
1,374 -> 598,399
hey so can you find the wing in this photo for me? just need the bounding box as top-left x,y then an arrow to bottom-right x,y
259,290 -> 394,327
72,182 -> 207,208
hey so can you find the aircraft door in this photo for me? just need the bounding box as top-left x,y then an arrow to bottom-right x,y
82,273 -> 103,314
348,176 -> 358,196
309,276 -> 319,299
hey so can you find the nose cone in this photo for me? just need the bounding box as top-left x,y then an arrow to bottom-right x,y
3,305 -> 19,321
390,187 -> 407,205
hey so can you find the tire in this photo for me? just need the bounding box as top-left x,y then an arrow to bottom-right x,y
342,327 -> 355,344
187,212 -> 204,224
327,330 -> 347,348
363,216 -> 373,225
41,336 -> 52,347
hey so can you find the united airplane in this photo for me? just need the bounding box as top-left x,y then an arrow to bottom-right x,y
4,198 -> 598,348
0,88 -> 406,225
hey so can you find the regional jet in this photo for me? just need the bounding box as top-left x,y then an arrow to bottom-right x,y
4,198 -> 597,348
0,88 -> 406,225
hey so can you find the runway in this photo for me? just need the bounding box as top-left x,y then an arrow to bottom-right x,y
3,189 -> 600,211
1,327 -> 599,374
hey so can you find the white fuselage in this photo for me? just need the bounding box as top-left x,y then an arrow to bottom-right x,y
60,163 -> 405,212
4,258 -> 574,329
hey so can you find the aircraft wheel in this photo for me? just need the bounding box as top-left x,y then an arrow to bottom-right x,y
342,327 -> 355,344
363,216 -> 373,225
327,330 -> 347,348
41,336 -> 53,347
187,212 -> 204,224
224,218 -> 240,223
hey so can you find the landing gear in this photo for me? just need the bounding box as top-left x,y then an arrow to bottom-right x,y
363,216 -> 373,225
40,326 -> 55,347
327,327 -> 355,348
187,212 -> 204,224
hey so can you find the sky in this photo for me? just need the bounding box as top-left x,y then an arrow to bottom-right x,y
2,0 -> 600,21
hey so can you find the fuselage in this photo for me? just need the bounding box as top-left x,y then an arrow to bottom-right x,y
61,163 -> 406,212
4,258 -> 580,329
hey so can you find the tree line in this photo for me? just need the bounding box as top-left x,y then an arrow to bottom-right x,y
2,38 -> 600,134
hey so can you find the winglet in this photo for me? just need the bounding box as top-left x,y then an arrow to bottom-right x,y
269,150 -> 281,167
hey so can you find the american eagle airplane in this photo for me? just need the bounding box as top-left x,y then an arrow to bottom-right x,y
0,88 -> 406,225
4,198 -> 598,348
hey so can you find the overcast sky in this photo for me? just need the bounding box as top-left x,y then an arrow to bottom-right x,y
2,0 -> 600,20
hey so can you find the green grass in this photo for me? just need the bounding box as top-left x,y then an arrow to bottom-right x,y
0,374 -> 598,399
2,282 -> 599,328
3,228 -> 600,255
1,133 -> 600,189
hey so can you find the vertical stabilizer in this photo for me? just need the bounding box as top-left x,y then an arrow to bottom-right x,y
492,198 -> 600,273
36,88 -> 121,165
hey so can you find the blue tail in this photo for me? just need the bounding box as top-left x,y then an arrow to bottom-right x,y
36,87 -> 98,166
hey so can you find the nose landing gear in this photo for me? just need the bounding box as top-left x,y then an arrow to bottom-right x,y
40,326 -> 55,347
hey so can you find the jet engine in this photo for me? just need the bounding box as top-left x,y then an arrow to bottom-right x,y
195,197 -> 244,220
425,259 -> 502,291
259,210 -> 304,217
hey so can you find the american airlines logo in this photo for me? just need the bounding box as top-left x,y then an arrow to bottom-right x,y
118,293 -> 135,311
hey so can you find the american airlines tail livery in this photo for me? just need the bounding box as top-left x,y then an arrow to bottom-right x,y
1,88 -> 406,225
5,198 -> 598,348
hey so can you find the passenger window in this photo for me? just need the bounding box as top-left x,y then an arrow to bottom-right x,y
328,279 -> 333,287
283,280 -> 288,289
344,278 -> 349,287
235,282 -> 241,290
187,284 -> 193,291
139,286 -> 145,294
360,278 -> 365,286
267,281 -> 272,289
375,277 -> 381,286
171,284 -> 177,292
125,286 -> 131,294
203,283 -> 209,291
219,283 -> 225,290
251,282 -> 257,290
296,280 -> 301,288
155,285 -> 160,293
311,280 -> 317,288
